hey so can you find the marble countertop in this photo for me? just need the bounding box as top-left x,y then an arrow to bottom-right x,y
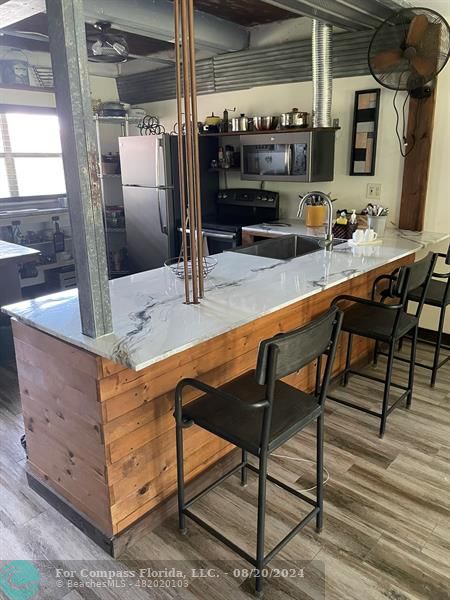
3,229 -> 448,372
243,220 -> 448,249
242,219 -> 324,238
0,240 -> 40,264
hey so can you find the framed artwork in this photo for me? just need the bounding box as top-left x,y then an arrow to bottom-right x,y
350,88 -> 380,176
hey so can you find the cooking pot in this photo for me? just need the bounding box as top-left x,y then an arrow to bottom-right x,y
252,116 -> 278,131
280,108 -> 308,128
204,112 -> 222,127
231,114 -> 249,132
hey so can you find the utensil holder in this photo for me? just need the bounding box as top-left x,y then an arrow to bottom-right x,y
367,215 -> 387,238
305,205 -> 326,227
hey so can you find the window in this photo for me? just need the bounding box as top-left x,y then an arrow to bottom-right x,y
0,110 -> 66,199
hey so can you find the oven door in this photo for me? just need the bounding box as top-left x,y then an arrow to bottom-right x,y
203,229 -> 239,255
240,132 -> 311,182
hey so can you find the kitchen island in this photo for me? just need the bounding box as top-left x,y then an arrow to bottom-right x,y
3,229 -> 447,555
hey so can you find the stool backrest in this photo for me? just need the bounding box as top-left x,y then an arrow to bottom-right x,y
394,252 -> 437,317
256,307 -> 342,399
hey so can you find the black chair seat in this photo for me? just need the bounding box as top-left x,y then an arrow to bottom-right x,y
183,371 -> 321,456
342,303 -> 418,342
408,280 -> 450,308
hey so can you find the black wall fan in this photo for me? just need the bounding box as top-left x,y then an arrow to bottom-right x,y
368,7 -> 450,157
368,7 -> 450,98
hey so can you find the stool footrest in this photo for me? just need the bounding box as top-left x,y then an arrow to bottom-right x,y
181,457 -> 320,570
404,334 -> 450,351
247,463 -> 317,508
183,505 -> 319,569
327,388 -> 409,418
185,461 -> 245,510
264,507 -> 319,565
346,368 -> 409,391
379,351 -> 450,373
184,509 -> 256,566
386,390 -> 409,415
327,394 -> 381,417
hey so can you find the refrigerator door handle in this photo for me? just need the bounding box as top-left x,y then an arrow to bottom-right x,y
156,137 -> 166,188
155,139 -> 160,187
157,190 -> 168,235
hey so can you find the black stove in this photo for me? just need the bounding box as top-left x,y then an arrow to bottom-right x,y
202,189 -> 279,253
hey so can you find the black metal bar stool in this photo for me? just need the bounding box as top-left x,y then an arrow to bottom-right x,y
404,245 -> 450,386
174,307 -> 343,596
327,253 -> 436,438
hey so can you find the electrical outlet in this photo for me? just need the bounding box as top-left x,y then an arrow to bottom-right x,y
367,183 -> 381,200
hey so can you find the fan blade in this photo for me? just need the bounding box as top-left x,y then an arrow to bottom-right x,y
410,55 -> 435,78
406,14 -> 430,46
372,49 -> 403,71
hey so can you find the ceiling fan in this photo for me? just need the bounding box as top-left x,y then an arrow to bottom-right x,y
86,21 -> 128,63
1,21 -> 173,65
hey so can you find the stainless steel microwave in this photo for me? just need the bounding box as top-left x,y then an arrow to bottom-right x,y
240,130 -> 336,182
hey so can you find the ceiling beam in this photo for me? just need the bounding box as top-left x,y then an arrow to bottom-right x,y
0,0 -> 45,27
83,0 -> 249,54
259,0 -> 403,30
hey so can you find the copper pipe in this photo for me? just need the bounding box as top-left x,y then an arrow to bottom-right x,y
174,0 -> 190,304
180,0 -> 198,303
187,0 -> 204,297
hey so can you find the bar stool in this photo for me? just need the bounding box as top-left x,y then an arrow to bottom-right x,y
405,245 -> 450,386
174,307 -> 343,596
327,253 -> 436,438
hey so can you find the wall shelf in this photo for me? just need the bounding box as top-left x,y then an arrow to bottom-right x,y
200,126 -> 340,138
208,167 -> 240,173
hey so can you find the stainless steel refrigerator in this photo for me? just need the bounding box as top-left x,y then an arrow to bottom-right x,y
119,135 -> 179,272
119,134 -> 219,273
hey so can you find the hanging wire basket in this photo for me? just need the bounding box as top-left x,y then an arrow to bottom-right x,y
165,256 -> 217,279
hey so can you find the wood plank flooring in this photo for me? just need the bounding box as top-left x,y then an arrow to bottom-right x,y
0,341 -> 448,599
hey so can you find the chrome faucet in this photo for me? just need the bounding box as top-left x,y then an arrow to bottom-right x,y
297,191 -> 334,250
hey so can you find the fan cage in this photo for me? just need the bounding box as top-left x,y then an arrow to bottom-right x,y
368,7 -> 450,91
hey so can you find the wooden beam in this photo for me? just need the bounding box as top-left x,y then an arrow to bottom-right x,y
398,88 -> 437,232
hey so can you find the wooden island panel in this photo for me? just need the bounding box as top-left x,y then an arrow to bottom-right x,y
13,254 -> 413,551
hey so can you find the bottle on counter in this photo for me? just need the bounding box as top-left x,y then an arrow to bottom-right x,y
222,108 -> 229,133
52,216 -> 65,253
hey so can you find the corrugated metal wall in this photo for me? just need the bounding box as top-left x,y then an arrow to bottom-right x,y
117,29 -> 373,104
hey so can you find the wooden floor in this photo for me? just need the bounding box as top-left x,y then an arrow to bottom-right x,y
0,340 -> 449,599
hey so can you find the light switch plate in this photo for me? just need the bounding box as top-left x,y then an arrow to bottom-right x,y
367,183 -> 381,199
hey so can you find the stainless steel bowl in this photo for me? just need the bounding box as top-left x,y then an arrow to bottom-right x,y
252,116 -> 278,131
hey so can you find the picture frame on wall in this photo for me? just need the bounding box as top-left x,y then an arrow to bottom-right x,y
350,88 -> 381,176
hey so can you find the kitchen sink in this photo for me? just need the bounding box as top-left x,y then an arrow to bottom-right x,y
231,234 -> 346,260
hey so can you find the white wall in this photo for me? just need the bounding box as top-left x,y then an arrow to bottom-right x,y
142,76 -> 406,222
